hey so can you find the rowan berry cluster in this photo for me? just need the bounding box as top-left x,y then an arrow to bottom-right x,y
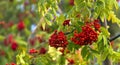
71,19 -> 101,46
49,31 -> 68,48
63,20 -> 70,26
29,47 -> 47,55
17,20 -> 25,31
4,34 -> 18,51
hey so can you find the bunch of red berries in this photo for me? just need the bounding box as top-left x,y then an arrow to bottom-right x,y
3,34 -> 18,51
67,58 -> 74,65
85,19 -> 101,31
69,0 -> 74,6
17,20 -> 25,31
39,47 -> 47,54
71,19 -> 100,46
63,20 -> 70,26
29,47 -> 47,55
0,49 -> 5,56
49,31 -> 68,48
6,62 -> 16,65
0,21 -> 14,29
93,19 -> 101,31
29,48 -> 38,54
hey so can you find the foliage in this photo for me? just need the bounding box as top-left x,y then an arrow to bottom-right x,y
0,0 -> 120,65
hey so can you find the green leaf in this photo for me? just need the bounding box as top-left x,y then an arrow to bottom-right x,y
16,50 -> 29,65
77,21 -> 84,26
81,46 -> 88,58
11,25 -> 17,33
90,48 -> 99,54
24,28 -> 31,36
45,18 -> 52,26
56,14 -> 65,25
0,35 -> 5,41
75,2 -> 85,11
86,53 -> 93,60
45,13 -> 53,21
101,48 -> 109,61
97,34 -> 102,43
100,12 -> 105,22
100,27 -> 110,37
57,55 -> 65,65
102,35 -> 108,45
75,25 -> 82,32
67,42 -> 80,52
97,0 -> 105,8
15,39 -> 27,46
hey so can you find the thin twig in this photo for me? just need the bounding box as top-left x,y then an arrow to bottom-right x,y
104,18 -> 108,29
27,4 -> 63,51
109,34 -> 120,42
64,29 -> 75,35
58,6 -> 62,14
103,18 -> 112,65
27,8 -> 51,51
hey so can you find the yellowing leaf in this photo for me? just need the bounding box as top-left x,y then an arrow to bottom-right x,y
0,35 -> 5,41
114,1 -> 119,10
108,11 -> 120,25
42,22 -> 46,30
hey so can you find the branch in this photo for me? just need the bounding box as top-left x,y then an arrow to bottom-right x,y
109,34 -> 120,42
27,5 -> 63,51
64,29 -> 75,35
27,8 -> 51,51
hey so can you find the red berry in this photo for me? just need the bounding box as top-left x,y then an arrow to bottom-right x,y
76,14 -> 80,18
24,1 -> 29,6
0,21 -> 5,25
4,34 -> 13,46
11,41 -> 18,51
29,38 -> 36,46
29,48 -> 38,54
6,64 -> 9,65
0,49 -> 5,56
8,34 -> 13,43
39,47 -> 47,54
67,58 -> 74,64
110,41 -> 114,47
117,0 -> 120,2
36,36 -> 43,43
10,62 -> 16,65
63,20 -> 70,26
8,21 -> 14,27
59,48 -> 65,54
69,0 -> 74,6
17,20 -> 25,31
32,0 -> 37,3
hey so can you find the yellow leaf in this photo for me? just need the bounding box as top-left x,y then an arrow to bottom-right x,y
107,11 -> 120,24
42,22 -> 46,30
